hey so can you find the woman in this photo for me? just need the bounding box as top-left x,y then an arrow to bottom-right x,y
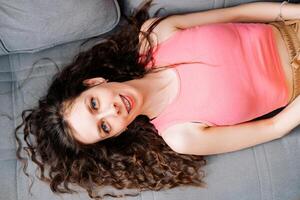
15,1 -> 300,199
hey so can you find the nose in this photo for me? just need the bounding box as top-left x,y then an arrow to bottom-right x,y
95,103 -> 120,120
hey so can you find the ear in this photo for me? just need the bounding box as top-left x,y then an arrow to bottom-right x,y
82,77 -> 107,87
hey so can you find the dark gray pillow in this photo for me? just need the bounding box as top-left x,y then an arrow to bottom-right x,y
0,0 -> 120,55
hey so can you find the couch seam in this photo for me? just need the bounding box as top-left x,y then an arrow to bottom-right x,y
7,53 -> 19,200
263,146 -> 275,200
252,148 -> 263,200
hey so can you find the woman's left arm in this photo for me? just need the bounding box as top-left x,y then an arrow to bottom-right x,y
165,2 -> 300,30
237,2 -> 300,23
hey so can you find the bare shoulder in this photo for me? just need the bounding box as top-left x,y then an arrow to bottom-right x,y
139,17 -> 179,53
140,17 -> 179,42
160,122 -> 209,153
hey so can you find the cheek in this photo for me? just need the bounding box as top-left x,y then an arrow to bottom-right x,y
101,89 -> 115,100
113,118 -> 129,133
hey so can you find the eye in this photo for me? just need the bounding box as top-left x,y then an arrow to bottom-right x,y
90,98 -> 110,134
101,121 -> 111,134
90,97 -> 98,110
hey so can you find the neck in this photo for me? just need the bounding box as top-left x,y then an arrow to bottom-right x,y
126,69 -> 174,119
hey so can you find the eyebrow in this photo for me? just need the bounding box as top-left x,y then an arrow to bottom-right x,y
84,97 -> 103,138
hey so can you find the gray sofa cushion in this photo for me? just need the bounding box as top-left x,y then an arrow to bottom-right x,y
0,0 -> 120,56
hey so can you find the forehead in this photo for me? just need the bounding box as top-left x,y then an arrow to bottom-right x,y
63,94 -> 98,143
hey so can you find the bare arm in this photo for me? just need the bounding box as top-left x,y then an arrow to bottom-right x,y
237,2 -> 300,23
162,94 -> 300,156
164,4 -> 241,30
161,118 -> 280,156
141,2 -> 299,46
153,2 -> 299,30
273,95 -> 300,136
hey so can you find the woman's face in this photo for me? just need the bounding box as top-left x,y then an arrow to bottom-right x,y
64,78 -> 143,144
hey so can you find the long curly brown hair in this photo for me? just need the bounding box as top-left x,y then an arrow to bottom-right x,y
14,1 -> 207,199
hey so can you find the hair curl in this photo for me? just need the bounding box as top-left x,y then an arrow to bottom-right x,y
15,1 -> 207,199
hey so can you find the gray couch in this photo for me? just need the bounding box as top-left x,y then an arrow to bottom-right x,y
1,0 -> 299,199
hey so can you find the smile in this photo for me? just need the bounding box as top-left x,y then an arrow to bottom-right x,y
120,94 -> 132,114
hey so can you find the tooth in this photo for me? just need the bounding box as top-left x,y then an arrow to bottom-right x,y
122,95 -> 130,112
125,99 -> 130,111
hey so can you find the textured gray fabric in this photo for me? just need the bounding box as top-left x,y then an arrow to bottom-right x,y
0,160 -> 17,200
0,0 -> 300,199
0,0 -> 120,55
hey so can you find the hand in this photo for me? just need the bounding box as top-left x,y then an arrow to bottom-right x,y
273,95 -> 300,137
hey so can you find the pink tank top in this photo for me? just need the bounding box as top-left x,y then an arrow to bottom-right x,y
148,22 -> 289,135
